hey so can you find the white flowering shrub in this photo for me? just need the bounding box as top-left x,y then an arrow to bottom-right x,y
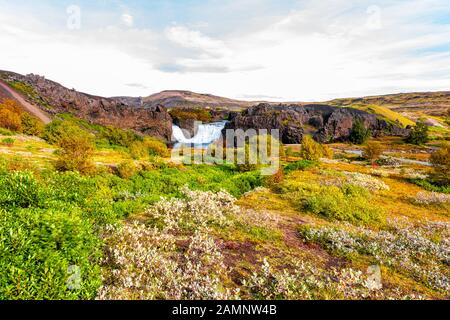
415,192 -> 450,205
300,222 -> 450,293
97,188 -> 243,300
242,258 -> 419,300
97,223 -> 236,300
370,169 -> 390,178
344,172 -> 390,191
145,186 -> 240,232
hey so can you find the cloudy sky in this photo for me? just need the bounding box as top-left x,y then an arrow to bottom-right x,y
0,0 -> 449,101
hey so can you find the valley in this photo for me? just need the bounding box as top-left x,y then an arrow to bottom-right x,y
0,70 -> 449,300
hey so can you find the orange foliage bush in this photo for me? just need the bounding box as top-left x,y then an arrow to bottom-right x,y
0,99 -> 43,135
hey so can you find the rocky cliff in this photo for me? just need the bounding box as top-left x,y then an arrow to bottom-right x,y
226,103 -> 410,144
0,71 -> 173,142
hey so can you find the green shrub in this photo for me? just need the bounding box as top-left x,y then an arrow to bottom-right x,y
303,185 -> 384,225
0,128 -> 14,136
128,141 -> 148,159
405,121 -> 429,145
235,144 -> 260,172
0,171 -> 39,208
0,207 -> 101,300
55,125 -> 95,174
42,120 -> 75,144
411,179 -> 450,194
117,160 -> 138,179
21,113 -> 44,136
143,137 -> 170,157
102,126 -> 140,148
1,138 -> 15,147
350,119 -> 371,145
284,160 -> 318,173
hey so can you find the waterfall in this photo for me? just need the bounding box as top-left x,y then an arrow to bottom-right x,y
172,121 -> 227,144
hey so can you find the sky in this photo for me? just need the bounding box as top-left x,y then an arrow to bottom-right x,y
0,0 -> 449,101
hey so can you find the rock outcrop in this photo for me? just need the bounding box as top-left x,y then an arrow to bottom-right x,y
225,103 -> 410,144
0,71 -> 173,142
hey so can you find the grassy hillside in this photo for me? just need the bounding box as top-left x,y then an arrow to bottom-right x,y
329,91 -> 450,116
351,104 -> 416,128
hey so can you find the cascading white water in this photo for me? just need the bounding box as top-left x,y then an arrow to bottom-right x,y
172,121 -> 227,144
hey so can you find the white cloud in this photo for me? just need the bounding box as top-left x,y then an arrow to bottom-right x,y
165,25 -> 230,58
120,13 -> 134,27
0,0 -> 449,101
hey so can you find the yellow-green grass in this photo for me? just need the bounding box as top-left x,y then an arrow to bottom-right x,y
352,104 -> 416,128
0,134 -> 143,168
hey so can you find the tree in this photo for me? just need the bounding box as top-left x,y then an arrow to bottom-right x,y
405,121 -> 429,145
363,141 -> 384,163
349,119 -> 371,145
430,143 -> 450,184
300,135 -> 333,161
55,125 -> 95,174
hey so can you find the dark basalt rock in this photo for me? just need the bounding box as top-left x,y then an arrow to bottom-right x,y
1,72 -> 173,142
226,103 -> 410,144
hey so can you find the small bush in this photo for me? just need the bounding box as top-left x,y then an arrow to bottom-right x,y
0,155 -> 37,173
411,179 -> 450,194
143,137 -> 170,157
0,109 -> 22,132
21,113 -> 44,136
128,141 -> 148,159
405,121 -> 429,145
363,141 -> 384,162
350,119 -> 371,145
42,120 -> 74,144
0,171 -> 39,208
102,126 -> 140,148
1,138 -> 15,147
0,99 -> 23,132
117,160 -> 138,179
55,125 -> 96,174
284,160 -> 318,173
263,169 -> 285,189
0,99 -> 44,136
300,136 -> 333,161
0,128 -> 14,136
430,143 -> 450,185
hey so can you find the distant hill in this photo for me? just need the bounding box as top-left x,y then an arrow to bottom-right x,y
328,91 -> 450,117
114,90 -> 254,111
1,70 -> 449,139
